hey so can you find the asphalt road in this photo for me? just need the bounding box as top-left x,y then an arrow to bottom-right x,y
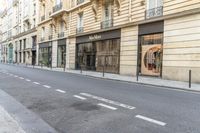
0,63 -> 200,133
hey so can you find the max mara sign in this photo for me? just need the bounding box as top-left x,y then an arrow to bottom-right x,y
89,35 -> 102,41
76,29 -> 121,44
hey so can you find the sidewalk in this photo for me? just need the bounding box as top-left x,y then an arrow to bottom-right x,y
14,63 -> 200,92
0,88 -> 58,133
0,106 -> 25,133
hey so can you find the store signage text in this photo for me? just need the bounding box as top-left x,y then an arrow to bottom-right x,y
88,34 -> 102,41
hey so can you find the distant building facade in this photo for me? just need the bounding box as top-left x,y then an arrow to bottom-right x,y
0,0 -> 39,65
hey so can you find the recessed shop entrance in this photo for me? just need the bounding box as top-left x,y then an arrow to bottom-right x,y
57,39 -> 66,68
76,29 -> 121,74
140,33 -> 163,76
138,21 -> 164,77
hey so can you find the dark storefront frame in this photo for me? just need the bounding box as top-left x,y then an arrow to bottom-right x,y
137,21 -> 164,77
39,42 -> 52,67
76,29 -> 121,74
57,39 -> 66,68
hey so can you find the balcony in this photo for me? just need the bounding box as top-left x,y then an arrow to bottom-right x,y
40,37 -> 45,42
76,27 -> 84,34
58,32 -> 65,38
41,15 -> 45,21
101,19 -> 113,29
32,44 -> 36,50
49,35 -> 53,40
53,2 -> 63,13
145,6 -> 163,19
77,0 -> 84,5
23,15 -> 30,22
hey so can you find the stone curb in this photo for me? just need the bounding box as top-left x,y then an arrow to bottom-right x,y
3,63 -> 200,93
0,89 -> 58,133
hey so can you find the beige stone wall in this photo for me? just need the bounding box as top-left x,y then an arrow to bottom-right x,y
120,26 -> 138,76
68,37 -> 76,69
52,40 -> 58,67
163,13 -> 200,83
130,0 -> 145,22
163,0 -> 200,15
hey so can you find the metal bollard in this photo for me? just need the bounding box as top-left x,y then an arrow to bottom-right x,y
103,66 -> 105,77
189,70 -> 191,88
80,66 -> 82,74
63,64 -> 65,72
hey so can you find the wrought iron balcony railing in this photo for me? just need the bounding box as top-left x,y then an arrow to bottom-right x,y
49,35 -> 53,40
76,27 -> 84,34
101,19 -> 113,29
53,2 -> 63,13
32,44 -> 36,50
40,37 -> 45,42
41,15 -> 45,21
58,32 -> 65,38
77,0 -> 84,5
145,6 -> 163,19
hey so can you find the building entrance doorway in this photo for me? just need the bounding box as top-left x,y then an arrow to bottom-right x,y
57,45 -> 66,68
32,51 -> 36,65
8,43 -> 13,63
140,33 -> 163,76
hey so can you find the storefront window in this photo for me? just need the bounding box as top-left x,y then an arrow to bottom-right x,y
57,45 -> 66,67
140,33 -> 163,76
76,38 -> 120,74
39,47 -> 52,67
141,34 -> 163,45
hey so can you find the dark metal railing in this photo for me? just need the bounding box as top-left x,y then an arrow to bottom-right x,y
101,19 -> 113,29
145,6 -> 163,19
49,12 -> 52,16
76,27 -> 84,34
49,35 -> 53,40
40,37 -> 45,42
58,32 -> 65,38
32,44 -> 36,50
41,15 -> 45,21
53,2 -> 63,13
77,0 -> 84,5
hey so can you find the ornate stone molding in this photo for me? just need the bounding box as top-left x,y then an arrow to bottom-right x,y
91,0 -> 98,21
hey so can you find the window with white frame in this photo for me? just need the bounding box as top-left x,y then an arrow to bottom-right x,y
146,0 -> 163,18
147,0 -> 163,9
60,21 -> 64,33
103,1 -> 112,21
56,0 -> 61,5
77,12 -> 83,30
101,1 -> 113,29
42,27 -> 45,38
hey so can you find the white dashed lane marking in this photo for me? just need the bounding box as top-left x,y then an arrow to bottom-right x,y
98,103 -> 117,110
33,82 -> 40,85
43,85 -> 51,88
135,115 -> 166,126
73,95 -> 87,100
14,75 -> 18,78
80,93 -> 135,110
19,77 -> 24,79
55,89 -> 66,93
25,79 -> 31,82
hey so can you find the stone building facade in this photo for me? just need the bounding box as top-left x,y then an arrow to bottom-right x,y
1,0 -> 200,83
0,0 -> 39,65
